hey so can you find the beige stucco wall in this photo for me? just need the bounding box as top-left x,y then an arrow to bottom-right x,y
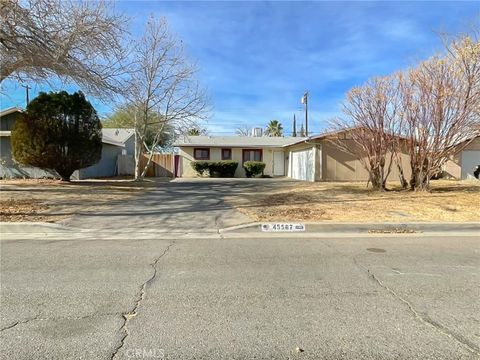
443,137 -> 480,179
285,138 -> 412,182
322,140 -> 370,181
322,139 -> 412,182
179,146 -> 285,177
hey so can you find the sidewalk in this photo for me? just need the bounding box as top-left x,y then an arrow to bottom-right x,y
2,221 -> 479,239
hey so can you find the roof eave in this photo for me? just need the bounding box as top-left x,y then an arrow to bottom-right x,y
102,139 -> 125,147
0,107 -> 23,117
174,144 -> 292,148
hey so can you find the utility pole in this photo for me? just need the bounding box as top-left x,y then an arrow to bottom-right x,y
305,92 -> 308,136
292,114 -> 297,137
21,84 -> 31,105
301,91 -> 309,136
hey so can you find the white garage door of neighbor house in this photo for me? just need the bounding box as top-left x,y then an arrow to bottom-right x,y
461,150 -> 480,179
291,149 -> 314,181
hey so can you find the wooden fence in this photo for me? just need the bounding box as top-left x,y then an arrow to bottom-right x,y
139,153 -> 175,177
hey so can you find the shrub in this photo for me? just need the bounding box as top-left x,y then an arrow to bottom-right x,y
191,161 -> 210,176
191,160 -> 238,177
11,91 -> 102,181
209,161 -> 238,178
243,161 -> 266,178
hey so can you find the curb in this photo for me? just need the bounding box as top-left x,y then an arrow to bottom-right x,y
2,221 -> 479,237
0,222 -> 76,233
219,222 -> 480,234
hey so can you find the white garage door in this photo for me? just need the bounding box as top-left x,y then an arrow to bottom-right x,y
290,148 -> 314,181
461,150 -> 480,179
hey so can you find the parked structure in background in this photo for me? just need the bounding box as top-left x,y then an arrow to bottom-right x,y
0,107 -> 135,179
443,135 -> 480,180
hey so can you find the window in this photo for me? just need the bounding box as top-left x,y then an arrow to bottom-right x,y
221,148 -> 232,160
194,148 -> 210,160
242,149 -> 262,163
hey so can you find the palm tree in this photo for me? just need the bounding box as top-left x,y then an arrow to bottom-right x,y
187,128 -> 207,136
265,120 -> 283,137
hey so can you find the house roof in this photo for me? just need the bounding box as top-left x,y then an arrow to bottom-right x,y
173,135 -> 307,148
101,128 -> 135,147
287,127 -> 415,147
0,107 -> 23,117
0,110 -> 134,147
285,128 -> 352,147
447,134 -> 480,153
0,128 -> 133,147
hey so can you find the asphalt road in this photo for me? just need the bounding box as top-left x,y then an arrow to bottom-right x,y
1,231 -> 479,360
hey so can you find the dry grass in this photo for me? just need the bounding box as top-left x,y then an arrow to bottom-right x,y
226,179 -> 480,223
0,178 -> 155,222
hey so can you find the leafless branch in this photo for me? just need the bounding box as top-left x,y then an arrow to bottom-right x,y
121,17 -> 209,180
0,0 -> 129,99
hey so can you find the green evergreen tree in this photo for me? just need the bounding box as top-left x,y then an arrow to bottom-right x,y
299,123 -> 306,137
11,91 -> 102,181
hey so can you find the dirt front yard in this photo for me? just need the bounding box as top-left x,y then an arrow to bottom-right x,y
226,179 -> 480,223
0,178 -> 156,223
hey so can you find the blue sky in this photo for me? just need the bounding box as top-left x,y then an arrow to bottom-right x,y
1,1 -> 478,135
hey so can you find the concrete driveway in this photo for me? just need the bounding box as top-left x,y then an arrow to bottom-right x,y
63,178 -> 290,232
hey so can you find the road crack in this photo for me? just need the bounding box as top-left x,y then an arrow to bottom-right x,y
0,313 -> 125,333
111,242 -> 175,360
0,315 -> 39,332
353,257 -> 480,356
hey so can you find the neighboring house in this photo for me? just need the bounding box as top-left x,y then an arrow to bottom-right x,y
443,135 -> 480,180
73,128 -> 135,180
0,107 -> 57,178
0,107 -> 135,179
174,129 -> 412,182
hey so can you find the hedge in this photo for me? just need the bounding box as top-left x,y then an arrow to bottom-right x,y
243,161 -> 266,178
190,161 -> 210,176
191,160 -> 238,177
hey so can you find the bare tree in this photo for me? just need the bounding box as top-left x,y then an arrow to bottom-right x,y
398,31 -> 480,190
124,17 -> 208,180
235,126 -> 250,136
330,75 -> 401,190
0,0 -> 128,98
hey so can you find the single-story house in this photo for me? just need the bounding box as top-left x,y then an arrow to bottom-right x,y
173,130 -> 412,182
0,107 -> 135,179
73,128 -> 135,179
173,135 -> 303,178
443,135 -> 480,180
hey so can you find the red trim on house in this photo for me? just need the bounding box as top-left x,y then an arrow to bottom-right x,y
193,148 -> 210,160
221,148 -> 232,160
242,149 -> 263,163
